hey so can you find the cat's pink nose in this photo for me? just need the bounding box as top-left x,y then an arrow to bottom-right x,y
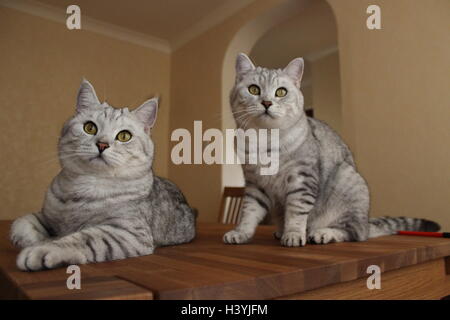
96,142 -> 110,153
261,100 -> 273,109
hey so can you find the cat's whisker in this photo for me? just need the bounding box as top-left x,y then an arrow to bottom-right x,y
231,108 -> 259,115
234,114 -> 250,123
212,106 -> 260,120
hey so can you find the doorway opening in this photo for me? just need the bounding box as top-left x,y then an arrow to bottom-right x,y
221,0 -> 341,188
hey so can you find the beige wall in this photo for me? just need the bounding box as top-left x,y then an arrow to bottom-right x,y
0,7 -> 171,220
249,0 -> 342,133
1,0 -> 449,231
327,0 -> 450,230
222,0 -> 339,189
169,0 -> 293,222
170,0 -> 450,230
302,85 -> 313,110
311,51 -> 342,134
250,0 -> 337,68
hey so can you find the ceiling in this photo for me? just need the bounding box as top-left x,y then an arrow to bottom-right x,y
36,0 -> 253,46
251,0 -> 337,71
250,0 -> 337,107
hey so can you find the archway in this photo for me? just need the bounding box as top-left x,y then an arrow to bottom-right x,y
221,0 -> 341,188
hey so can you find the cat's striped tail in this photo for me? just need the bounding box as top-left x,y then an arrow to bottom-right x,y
369,216 -> 440,238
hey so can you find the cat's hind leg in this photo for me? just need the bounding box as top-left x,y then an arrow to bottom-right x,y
308,161 -> 370,244
272,204 -> 284,240
10,212 -> 52,248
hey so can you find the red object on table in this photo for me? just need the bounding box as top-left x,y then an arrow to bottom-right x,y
398,231 -> 450,238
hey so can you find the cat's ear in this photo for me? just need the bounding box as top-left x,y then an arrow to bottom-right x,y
236,53 -> 255,78
134,97 -> 158,133
76,78 -> 100,112
283,58 -> 304,88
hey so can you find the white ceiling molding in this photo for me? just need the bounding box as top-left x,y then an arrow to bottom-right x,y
304,45 -> 338,62
0,0 -> 171,53
170,0 -> 257,51
1,0 -> 259,54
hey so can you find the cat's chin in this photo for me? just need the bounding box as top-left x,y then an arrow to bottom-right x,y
61,158 -> 112,175
251,115 -> 285,130
89,155 -> 110,166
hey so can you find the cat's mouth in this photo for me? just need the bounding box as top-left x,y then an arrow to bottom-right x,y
89,154 -> 109,165
261,110 -> 275,119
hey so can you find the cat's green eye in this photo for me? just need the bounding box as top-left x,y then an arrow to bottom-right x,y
116,130 -> 132,142
275,87 -> 288,97
83,121 -> 97,135
248,85 -> 260,95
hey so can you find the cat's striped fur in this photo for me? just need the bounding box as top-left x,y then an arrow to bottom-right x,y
10,79 -> 196,271
223,54 -> 439,246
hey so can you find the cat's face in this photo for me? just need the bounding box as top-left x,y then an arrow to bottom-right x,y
230,54 -> 305,130
59,79 -> 158,178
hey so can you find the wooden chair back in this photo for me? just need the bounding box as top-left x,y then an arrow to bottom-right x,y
218,187 -> 245,224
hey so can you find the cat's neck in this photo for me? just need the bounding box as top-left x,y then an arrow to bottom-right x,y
278,114 -> 310,154
236,113 -> 310,157
55,169 -> 153,201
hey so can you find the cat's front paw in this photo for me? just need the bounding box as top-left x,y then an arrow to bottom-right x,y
309,228 -> 345,244
273,231 -> 282,240
10,215 -> 49,248
17,244 -> 86,271
223,230 -> 252,244
281,231 -> 306,247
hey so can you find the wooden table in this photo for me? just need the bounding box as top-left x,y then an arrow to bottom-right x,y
1,221 -> 449,300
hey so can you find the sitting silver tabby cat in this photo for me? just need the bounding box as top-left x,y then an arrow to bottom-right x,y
224,53 -> 439,246
10,79 -> 196,271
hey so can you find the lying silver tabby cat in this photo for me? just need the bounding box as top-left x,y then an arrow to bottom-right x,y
224,53 -> 439,246
10,79 -> 196,271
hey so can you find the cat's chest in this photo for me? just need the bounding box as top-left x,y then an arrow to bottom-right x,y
43,175 -> 149,234
43,186 -> 114,234
62,175 -> 121,198
244,156 -> 302,202
51,173 -> 150,203
248,168 -> 288,203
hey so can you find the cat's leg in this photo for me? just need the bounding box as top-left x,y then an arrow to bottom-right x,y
281,163 -> 319,247
308,161 -> 369,244
223,185 -> 270,244
309,228 -> 349,244
272,205 -> 284,240
16,218 -> 154,271
281,198 -> 312,247
10,212 -> 52,248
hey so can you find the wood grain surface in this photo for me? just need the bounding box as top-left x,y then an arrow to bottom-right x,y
278,258 -> 450,299
1,221 -> 449,300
